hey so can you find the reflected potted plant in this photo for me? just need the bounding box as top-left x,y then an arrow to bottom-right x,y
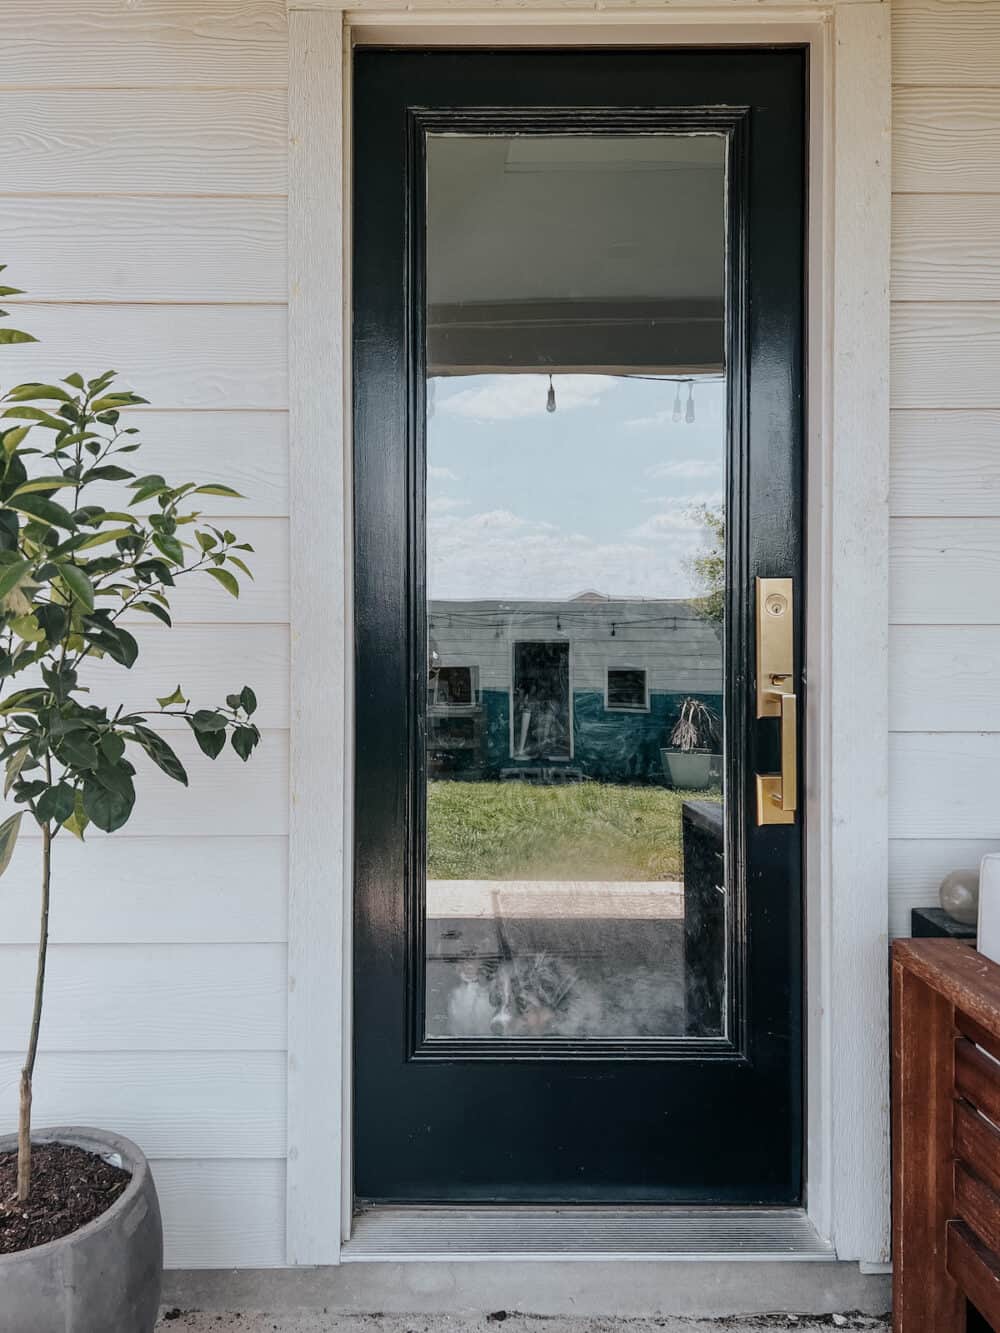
0,275 -> 260,1332
660,697 -> 721,790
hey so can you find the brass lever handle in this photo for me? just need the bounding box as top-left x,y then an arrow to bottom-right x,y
765,687 -> 797,815
755,578 -> 797,826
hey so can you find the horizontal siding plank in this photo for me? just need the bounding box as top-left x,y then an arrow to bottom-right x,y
891,303 -> 1000,408
155,1159 -> 285,1268
4,835 -> 286,944
0,943 -> 286,1050
890,518 -> 1000,624
889,837 -> 1000,937
0,197 -> 286,302
0,0 -> 287,89
122,411 -> 288,516
894,88 -> 1000,193
889,733 -> 1000,838
76,623 -> 289,728
11,729 -> 288,838
0,1052 -> 285,1158
891,627 -> 1000,731
892,0 -> 1000,86
1,304 -> 287,410
891,410 -> 1000,516
892,196 -> 1000,301
0,90 -> 286,196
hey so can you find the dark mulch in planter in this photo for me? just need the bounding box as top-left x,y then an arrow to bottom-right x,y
0,1142 -> 130,1255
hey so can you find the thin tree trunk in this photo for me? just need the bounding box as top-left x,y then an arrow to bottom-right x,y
18,822 -> 51,1202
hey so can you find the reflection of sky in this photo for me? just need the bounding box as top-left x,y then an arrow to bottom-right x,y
427,373 -> 726,601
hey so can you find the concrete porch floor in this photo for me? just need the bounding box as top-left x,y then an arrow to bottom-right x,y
156,1313 -> 891,1331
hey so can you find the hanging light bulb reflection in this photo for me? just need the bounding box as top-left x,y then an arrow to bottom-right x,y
546,374 -> 557,414
685,381 -> 696,424
672,383 -> 682,424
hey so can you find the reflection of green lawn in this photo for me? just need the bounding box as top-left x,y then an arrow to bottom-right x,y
427,779 -> 722,882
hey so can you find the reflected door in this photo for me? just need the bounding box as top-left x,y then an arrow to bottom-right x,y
354,48 -> 805,1203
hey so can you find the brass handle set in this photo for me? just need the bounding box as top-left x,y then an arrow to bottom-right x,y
755,577 -> 797,826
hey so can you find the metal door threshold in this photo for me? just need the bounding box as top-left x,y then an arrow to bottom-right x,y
343,1206 -> 835,1262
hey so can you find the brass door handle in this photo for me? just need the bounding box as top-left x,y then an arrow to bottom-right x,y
755,578 -> 797,826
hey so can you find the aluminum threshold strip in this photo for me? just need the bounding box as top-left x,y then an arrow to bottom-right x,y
343,1207 -> 836,1262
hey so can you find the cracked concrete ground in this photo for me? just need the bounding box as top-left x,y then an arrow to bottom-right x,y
156,1312 -> 891,1332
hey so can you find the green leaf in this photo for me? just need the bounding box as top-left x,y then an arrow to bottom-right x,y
35,782 -> 76,826
133,600 -> 171,627
157,685 -> 187,708
57,562 -> 95,611
9,614 -> 44,643
239,686 -> 258,717
228,556 -> 254,580
12,494 -> 77,529
0,558 -> 31,601
0,811 -> 22,878
100,732 -> 125,763
231,726 -> 258,762
190,709 -> 227,733
0,329 -> 37,345
192,726 -> 226,760
90,393 -> 148,412
60,732 -> 99,770
74,527 -> 136,551
192,484 -> 245,499
131,725 -> 188,786
3,406 -> 71,431
205,566 -> 239,598
185,713 -> 226,759
82,775 -> 135,833
1,426 -> 30,456
153,533 -> 185,565
62,790 -> 89,840
83,465 -> 134,483
5,383 -> 74,403
8,476 -> 78,497
63,373 -> 86,391
4,747 -> 28,797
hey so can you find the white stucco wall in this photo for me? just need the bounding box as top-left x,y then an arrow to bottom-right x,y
0,0 -> 995,1269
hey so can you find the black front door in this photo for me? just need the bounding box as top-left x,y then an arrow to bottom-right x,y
353,48 -> 805,1204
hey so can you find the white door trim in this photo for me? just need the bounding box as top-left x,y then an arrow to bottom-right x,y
285,1 -> 891,1267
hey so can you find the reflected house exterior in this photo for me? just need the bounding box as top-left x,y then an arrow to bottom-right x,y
428,591 -> 723,783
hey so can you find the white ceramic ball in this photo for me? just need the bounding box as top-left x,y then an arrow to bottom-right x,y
939,867 -> 981,926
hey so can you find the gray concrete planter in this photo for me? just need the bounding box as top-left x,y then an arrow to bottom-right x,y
0,1126 -> 162,1333
660,748 -> 721,790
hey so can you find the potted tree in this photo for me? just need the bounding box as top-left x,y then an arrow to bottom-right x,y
0,276 -> 260,1332
660,696 -> 721,790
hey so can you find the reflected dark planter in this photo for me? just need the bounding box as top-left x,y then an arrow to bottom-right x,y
0,1127 -> 163,1333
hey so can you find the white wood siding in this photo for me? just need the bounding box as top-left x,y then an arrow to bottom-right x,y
889,0 -> 1000,935
0,0 -> 289,1268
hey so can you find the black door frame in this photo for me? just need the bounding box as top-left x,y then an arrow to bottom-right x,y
353,47 -> 806,1203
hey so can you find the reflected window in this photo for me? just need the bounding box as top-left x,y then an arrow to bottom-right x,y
606,667 -> 648,713
430,665 -> 478,711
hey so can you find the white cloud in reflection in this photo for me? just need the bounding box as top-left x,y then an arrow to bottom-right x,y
429,503 -> 714,601
646,458 -> 722,480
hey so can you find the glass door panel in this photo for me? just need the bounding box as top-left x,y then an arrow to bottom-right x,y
423,134 -> 728,1042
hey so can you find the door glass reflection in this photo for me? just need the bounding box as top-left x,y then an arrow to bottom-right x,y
423,134 -> 727,1040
